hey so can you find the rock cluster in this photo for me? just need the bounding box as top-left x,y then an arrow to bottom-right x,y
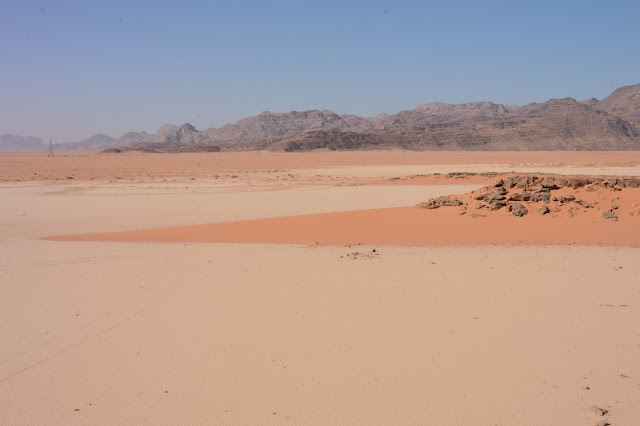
420,175 -> 640,219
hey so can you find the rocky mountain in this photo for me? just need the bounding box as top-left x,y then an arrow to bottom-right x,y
596,83 -> 640,128
370,102 -> 519,128
196,109 -> 374,145
45,82 -> 640,152
56,130 -> 157,150
0,134 -> 45,151
240,98 -> 640,152
57,133 -> 116,149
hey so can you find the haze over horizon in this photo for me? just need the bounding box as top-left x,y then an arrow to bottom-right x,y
2,0 -> 639,143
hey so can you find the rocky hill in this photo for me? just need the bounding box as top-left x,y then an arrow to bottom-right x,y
370,102 -> 519,128
56,130 -> 156,150
197,110 -> 374,145
45,82 -> 640,152
241,98 -> 639,152
0,134 -> 44,151
596,83 -> 640,128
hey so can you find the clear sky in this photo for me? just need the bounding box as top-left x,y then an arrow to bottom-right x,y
1,0 -> 639,142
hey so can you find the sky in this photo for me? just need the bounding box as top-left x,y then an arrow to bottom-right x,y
1,0 -> 639,142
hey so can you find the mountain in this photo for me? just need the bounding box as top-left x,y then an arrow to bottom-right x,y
45,82 -> 640,152
240,98 -> 639,152
0,134 -> 45,151
596,83 -> 640,128
196,110 -> 374,145
56,133 -> 116,149
370,102 -> 519,128
56,130 -> 157,149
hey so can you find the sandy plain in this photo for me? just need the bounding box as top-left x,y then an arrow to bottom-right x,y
1,151 -> 640,425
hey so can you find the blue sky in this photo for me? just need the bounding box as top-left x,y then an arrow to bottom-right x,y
1,0 -> 639,142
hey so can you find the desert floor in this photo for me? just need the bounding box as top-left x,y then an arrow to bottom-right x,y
1,151 -> 639,425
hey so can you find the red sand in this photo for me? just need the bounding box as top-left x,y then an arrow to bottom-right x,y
4,150 -> 640,182
47,204 -> 640,246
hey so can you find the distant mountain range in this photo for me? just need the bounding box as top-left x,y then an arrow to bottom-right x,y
4,83 -> 640,152
0,134 -> 44,151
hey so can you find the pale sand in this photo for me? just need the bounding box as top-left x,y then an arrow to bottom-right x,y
2,151 -> 640,424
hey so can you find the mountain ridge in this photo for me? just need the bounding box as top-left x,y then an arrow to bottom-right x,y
7,82 -> 640,152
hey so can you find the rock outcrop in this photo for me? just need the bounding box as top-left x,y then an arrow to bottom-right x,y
420,174 -> 640,219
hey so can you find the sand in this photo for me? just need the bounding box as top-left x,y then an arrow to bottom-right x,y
2,151 -> 640,424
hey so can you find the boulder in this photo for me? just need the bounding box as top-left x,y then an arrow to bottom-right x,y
509,203 -> 528,217
553,195 -> 576,203
488,200 -> 507,210
530,191 -> 551,203
509,192 -> 531,202
566,178 -> 591,188
576,200 -> 594,208
420,196 -> 463,209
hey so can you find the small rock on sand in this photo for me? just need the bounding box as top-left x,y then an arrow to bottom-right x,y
469,213 -> 486,219
591,406 -> 608,416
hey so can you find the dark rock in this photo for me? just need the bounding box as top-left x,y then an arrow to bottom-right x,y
488,200 -> 507,210
531,191 -> 551,203
541,177 -> 559,189
626,179 -> 640,188
494,179 -> 504,187
539,205 -> 550,215
509,203 -> 528,217
420,196 -> 463,209
602,211 -> 618,220
468,213 -> 486,219
566,177 -> 591,188
611,204 -> 619,210
553,195 -> 576,203
509,192 -> 531,202
497,186 -> 508,195
591,406 -> 608,416
576,200 -> 594,208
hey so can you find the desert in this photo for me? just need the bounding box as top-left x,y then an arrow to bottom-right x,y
1,150 -> 639,424
4,3 -> 640,423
